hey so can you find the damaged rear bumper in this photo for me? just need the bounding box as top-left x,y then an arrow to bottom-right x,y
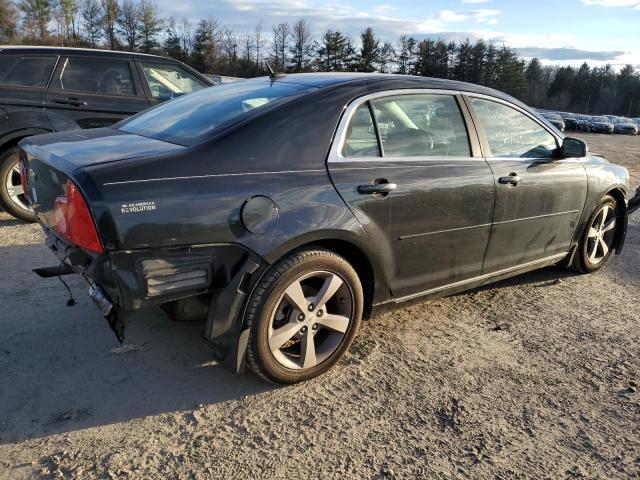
36,223 -> 266,373
628,187 -> 640,215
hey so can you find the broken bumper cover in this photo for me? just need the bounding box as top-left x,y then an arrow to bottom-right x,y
37,223 -> 265,371
628,187 -> 640,215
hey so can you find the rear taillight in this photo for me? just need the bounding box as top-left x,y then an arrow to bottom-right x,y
53,180 -> 103,254
19,160 -> 30,203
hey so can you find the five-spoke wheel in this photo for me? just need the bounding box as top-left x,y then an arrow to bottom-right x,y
572,195 -> 619,273
0,147 -> 35,221
246,248 -> 363,384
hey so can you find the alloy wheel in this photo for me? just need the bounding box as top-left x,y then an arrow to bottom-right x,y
267,270 -> 354,370
3,157 -> 33,214
586,204 -> 616,264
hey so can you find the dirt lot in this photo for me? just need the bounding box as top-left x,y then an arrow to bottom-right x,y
1,133 -> 639,479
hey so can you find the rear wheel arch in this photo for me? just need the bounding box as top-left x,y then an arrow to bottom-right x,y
0,128 -> 52,154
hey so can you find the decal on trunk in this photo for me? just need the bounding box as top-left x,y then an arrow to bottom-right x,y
120,201 -> 156,214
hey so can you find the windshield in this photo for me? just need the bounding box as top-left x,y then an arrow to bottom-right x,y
591,116 -> 608,122
117,79 -> 315,146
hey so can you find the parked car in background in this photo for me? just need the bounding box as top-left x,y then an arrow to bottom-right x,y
0,46 -> 214,221
588,116 -> 614,134
560,112 -> 578,131
541,112 -> 565,132
20,73 -> 634,383
577,115 -> 592,132
611,117 -> 638,135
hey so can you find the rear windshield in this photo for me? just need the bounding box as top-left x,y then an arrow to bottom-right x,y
117,79 -> 315,146
0,55 -> 57,88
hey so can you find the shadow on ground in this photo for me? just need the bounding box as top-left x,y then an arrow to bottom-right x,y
0,242 -> 272,444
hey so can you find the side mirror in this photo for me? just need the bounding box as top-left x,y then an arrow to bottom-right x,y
561,137 -> 587,158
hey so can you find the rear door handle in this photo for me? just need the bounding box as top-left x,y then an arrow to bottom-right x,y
357,182 -> 397,194
498,174 -> 522,186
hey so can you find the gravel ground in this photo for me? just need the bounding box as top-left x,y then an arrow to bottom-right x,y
0,133 -> 639,479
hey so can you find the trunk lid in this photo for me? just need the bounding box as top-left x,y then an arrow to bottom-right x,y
20,127 -> 185,228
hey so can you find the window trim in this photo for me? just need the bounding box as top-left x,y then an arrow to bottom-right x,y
462,93 -> 563,160
136,60 -> 209,103
50,56 -> 141,98
330,88 -> 482,163
0,54 -> 60,90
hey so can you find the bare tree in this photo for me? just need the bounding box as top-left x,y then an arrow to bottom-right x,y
254,21 -> 264,67
378,41 -> 395,73
100,0 -> 120,49
270,22 -> 290,71
221,26 -> 238,65
117,0 -> 140,51
289,19 -> 312,72
0,0 -> 19,42
80,0 -> 101,47
55,0 -> 79,44
241,33 -> 253,62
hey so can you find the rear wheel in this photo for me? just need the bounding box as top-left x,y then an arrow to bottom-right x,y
0,146 -> 35,222
571,195 -> 619,273
245,248 -> 363,384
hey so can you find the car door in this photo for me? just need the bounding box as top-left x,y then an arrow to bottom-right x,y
44,56 -> 150,131
328,91 -> 495,299
465,96 -> 587,273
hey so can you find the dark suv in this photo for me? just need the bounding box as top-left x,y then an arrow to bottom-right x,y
0,46 -> 214,220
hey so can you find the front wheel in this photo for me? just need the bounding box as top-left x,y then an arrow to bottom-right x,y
245,248 -> 363,384
0,146 -> 36,221
571,195 -> 619,273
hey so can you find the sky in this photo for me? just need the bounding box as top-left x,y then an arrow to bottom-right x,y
154,0 -> 640,68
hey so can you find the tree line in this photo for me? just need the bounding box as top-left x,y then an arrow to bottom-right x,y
1,0 -> 639,117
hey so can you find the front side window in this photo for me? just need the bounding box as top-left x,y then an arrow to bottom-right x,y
370,94 -> 471,157
59,58 -> 136,96
343,104 -> 380,158
140,63 -> 207,101
0,56 -> 57,88
470,98 -> 558,158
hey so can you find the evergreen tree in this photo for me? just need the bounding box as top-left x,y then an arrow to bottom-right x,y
80,0 -> 102,47
100,0 -> 120,49
20,0 -> 53,39
358,27 -> 379,72
138,0 -> 162,53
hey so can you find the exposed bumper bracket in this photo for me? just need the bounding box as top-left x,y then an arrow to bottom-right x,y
628,187 -> 640,215
202,255 -> 261,374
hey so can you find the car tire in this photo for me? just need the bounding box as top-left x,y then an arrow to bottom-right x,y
0,146 -> 36,222
571,195 -> 619,274
245,248 -> 363,384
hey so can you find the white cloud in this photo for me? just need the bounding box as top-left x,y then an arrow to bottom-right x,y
580,0 -> 640,6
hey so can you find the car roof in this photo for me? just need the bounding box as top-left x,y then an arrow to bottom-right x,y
0,45 -> 175,62
271,72 -> 527,106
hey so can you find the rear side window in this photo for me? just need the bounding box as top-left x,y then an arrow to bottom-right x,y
58,58 -> 136,96
343,104 -> 380,158
0,56 -> 57,88
470,97 -> 558,158
140,62 -> 207,101
370,94 -> 471,157
118,79 -> 314,146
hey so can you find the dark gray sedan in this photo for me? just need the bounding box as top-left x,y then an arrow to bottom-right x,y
20,73 -> 636,383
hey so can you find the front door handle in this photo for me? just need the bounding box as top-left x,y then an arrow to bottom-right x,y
357,182 -> 397,195
498,173 -> 522,186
